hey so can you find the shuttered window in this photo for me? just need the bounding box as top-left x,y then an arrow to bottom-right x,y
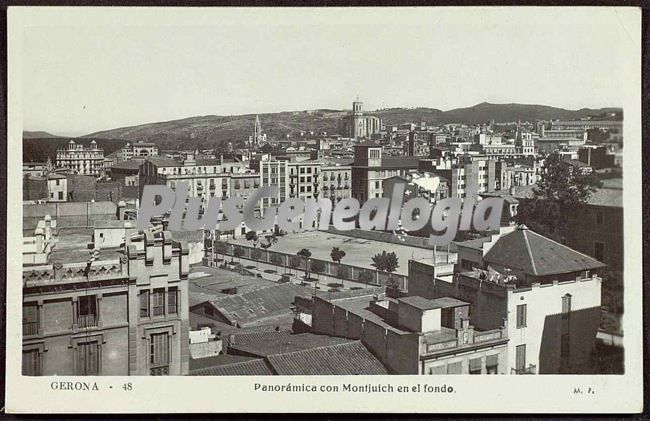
139,290 -> 149,318
168,287 -> 178,315
23,303 -> 39,336
515,344 -> 526,371
152,289 -> 165,317
486,354 -> 499,374
77,341 -> 100,375
22,349 -> 42,376
469,358 -> 482,374
150,333 -> 170,376
446,361 -> 462,375
429,365 -> 446,375
516,304 -> 527,328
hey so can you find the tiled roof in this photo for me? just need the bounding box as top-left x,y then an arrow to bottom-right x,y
189,358 -> 273,376
266,341 -> 388,375
207,283 -> 312,325
189,353 -> 259,370
483,226 -> 606,276
229,332 -> 353,357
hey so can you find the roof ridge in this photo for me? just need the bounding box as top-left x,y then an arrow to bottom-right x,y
522,230 -> 538,275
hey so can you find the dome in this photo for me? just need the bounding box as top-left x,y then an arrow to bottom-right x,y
44,214 -> 52,221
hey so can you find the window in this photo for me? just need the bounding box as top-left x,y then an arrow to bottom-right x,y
168,287 -> 178,315
562,294 -> 572,314
23,302 -> 39,336
516,304 -> 527,328
515,344 -> 526,372
594,242 -> 605,263
23,349 -> 42,376
77,341 -> 100,375
150,333 -> 170,376
469,358 -> 482,375
595,211 -> 604,225
77,295 -> 97,328
446,361 -> 462,375
429,365 -> 446,375
152,289 -> 165,317
486,354 -> 499,374
139,290 -> 150,318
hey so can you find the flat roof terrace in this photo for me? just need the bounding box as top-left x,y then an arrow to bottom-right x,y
228,230 -> 453,276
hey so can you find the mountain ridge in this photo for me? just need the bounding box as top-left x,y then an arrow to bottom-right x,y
25,102 -> 621,152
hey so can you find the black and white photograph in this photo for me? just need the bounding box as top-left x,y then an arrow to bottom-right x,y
5,6 -> 643,414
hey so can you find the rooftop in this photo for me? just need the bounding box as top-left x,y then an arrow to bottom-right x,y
109,161 -> 141,170
204,283 -> 313,326
398,296 -> 468,311
483,225 -> 606,276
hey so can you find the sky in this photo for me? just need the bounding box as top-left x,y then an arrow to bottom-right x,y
15,7 -> 639,136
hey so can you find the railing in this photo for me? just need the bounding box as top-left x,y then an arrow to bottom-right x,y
152,305 -> 165,317
511,364 -> 537,375
474,329 -> 504,343
77,314 -> 98,329
426,339 -> 458,353
23,321 -> 39,336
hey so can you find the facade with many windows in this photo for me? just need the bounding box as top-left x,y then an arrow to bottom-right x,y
22,231 -> 190,376
56,140 -> 105,177
413,225 -> 604,374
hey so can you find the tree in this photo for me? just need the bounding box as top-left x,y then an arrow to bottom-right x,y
330,247 -> 346,264
297,248 -> 312,280
371,251 -> 400,288
245,231 -> 259,248
516,152 -> 602,242
233,246 -> 245,262
336,265 -> 349,280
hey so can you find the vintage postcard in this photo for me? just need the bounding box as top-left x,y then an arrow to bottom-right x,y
5,6 -> 644,413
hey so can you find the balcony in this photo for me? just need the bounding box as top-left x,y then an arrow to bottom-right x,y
23,321 -> 39,336
77,314 -> 98,329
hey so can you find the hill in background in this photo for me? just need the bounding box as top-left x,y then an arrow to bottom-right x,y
23,131 -> 60,139
23,102 -> 622,159
23,138 -> 128,163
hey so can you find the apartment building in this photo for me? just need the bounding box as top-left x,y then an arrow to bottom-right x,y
56,140 -> 105,177
411,225 -> 605,374
22,231 -> 190,376
351,143 -> 419,202
309,292 -> 508,375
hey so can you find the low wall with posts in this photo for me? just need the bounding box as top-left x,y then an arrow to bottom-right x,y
323,226 -> 459,253
206,240 -> 408,290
